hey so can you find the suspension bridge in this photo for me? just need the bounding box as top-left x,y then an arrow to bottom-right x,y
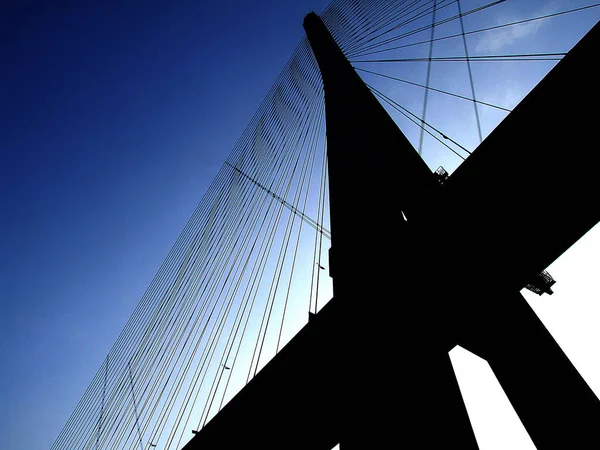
47,1 -> 600,449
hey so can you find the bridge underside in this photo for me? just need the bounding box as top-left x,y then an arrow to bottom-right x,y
184,17 -> 600,450
182,293 -> 478,450
183,295 -> 339,450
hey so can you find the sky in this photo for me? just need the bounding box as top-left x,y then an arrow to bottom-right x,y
1,1 -> 599,449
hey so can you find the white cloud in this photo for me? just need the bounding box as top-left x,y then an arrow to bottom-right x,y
475,1 -> 563,53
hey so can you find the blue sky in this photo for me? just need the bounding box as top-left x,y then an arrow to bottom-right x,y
1,1 -> 331,448
1,1 -> 599,449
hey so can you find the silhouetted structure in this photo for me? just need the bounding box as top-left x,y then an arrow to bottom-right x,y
433,166 -> 449,185
525,270 -> 556,296
183,13 -> 600,449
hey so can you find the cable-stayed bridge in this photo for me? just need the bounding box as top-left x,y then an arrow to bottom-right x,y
49,1 -> 600,449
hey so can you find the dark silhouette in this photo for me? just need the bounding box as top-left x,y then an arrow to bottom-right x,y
184,12 -> 600,450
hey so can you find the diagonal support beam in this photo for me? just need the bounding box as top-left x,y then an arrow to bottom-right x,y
436,19 -> 600,294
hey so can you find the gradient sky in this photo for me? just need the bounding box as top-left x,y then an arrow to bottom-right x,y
1,1 -> 599,449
